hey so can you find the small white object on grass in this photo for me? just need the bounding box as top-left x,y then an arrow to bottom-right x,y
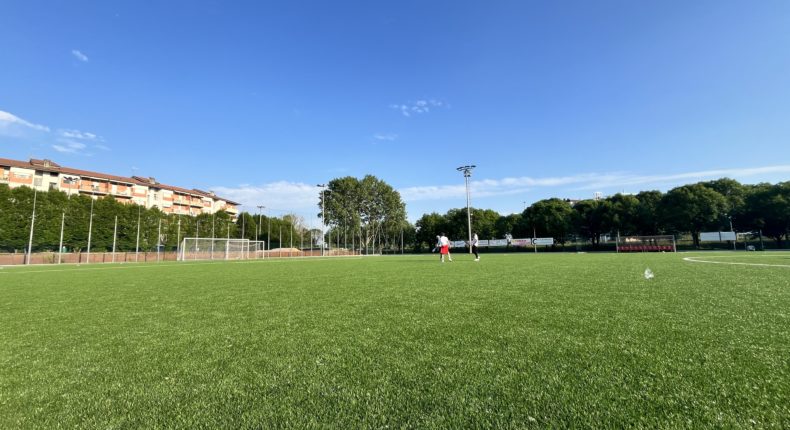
644,268 -> 654,280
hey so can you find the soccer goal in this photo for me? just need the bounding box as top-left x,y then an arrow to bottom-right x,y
616,235 -> 676,253
177,238 -> 266,261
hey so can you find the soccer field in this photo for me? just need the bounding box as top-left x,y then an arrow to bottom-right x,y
1,253 -> 788,428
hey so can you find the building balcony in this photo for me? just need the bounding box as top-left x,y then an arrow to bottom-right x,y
79,186 -> 109,194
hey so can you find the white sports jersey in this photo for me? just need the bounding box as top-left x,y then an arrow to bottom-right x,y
472,234 -> 479,246
440,235 -> 450,246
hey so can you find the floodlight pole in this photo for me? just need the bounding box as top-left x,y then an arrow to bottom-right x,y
57,212 -> 66,264
87,197 -> 95,264
456,165 -> 476,254
112,216 -> 118,263
157,218 -> 162,262
57,179 -> 75,265
135,206 -> 141,262
317,184 -> 327,256
728,215 -> 736,251
257,205 -> 264,242
26,187 -> 38,265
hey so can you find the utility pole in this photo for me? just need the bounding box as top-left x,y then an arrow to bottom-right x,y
456,165 -> 476,254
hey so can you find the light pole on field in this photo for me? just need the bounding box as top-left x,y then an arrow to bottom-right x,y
317,184 -> 327,256
86,197 -> 95,264
456,165 -> 476,254
727,214 -> 736,251
57,177 -> 77,264
25,187 -> 39,265
257,205 -> 265,244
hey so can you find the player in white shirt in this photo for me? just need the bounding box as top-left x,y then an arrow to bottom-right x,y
471,233 -> 480,261
439,233 -> 452,262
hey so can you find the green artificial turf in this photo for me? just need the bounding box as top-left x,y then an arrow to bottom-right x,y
1,252 -> 788,428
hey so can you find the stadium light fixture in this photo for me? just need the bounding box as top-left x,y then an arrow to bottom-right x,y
456,165 -> 476,254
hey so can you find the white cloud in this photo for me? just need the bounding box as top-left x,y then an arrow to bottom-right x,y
389,99 -> 446,117
51,128 -> 106,154
71,49 -> 89,62
211,181 -> 324,217
373,133 -> 398,141
52,139 -> 88,153
59,129 -> 99,140
0,110 -> 106,154
0,110 -> 51,134
398,165 -> 790,202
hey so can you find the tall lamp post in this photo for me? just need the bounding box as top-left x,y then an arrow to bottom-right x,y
317,184 -> 327,256
257,205 -> 265,248
26,187 -> 39,265
727,214 -> 736,251
456,165 -> 476,254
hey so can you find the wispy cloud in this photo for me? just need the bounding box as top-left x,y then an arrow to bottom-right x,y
59,129 -> 98,140
211,181 -> 323,216
0,110 -> 107,155
53,128 -> 106,154
398,165 -> 790,202
389,99 -> 446,117
373,133 -> 398,141
52,140 -> 88,153
0,110 -> 51,134
71,49 -> 89,62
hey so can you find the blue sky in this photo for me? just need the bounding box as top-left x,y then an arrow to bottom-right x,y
2,1 -> 789,222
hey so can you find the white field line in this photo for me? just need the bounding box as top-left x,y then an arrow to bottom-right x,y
683,255 -> 790,268
0,255 -> 365,276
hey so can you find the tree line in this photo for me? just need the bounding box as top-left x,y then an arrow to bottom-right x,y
0,184 -> 313,253
2,177 -> 788,253
414,179 -> 790,250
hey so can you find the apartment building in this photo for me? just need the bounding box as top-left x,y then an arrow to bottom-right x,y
0,158 -> 239,217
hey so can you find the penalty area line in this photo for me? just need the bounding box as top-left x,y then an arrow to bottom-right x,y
0,255 -> 365,276
683,256 -> 790,268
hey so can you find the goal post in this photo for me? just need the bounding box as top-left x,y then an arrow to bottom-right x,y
177,238 -> 266,261
616,235 -> 676,253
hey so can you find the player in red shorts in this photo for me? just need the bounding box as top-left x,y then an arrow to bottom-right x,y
439,233 -> 452,263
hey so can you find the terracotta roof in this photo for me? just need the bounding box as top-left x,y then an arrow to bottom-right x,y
0,157 -> 239,206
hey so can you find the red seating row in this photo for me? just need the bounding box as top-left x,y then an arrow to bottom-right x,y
618,245 -> 673,252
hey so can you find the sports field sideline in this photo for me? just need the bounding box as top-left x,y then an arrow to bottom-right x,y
1,252 -> 788,428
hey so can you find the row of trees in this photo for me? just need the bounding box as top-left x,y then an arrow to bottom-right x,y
0,185 -> 319,253
414,179 -> 790,249
2,177 -> 788,253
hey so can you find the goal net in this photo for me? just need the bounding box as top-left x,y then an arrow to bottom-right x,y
177,238 -> 266,261
616,235 -> 676,252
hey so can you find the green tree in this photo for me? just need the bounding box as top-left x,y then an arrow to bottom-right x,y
606,193 -> 640,236
414,212 -> 447,251
742,182 -> 790,247
700,178 -> 747,230
572,199 -> 610,248
659,184 -> 728,247
323,175 -> 406,253
522,198 -> 574,245
634,191 -> 663,235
